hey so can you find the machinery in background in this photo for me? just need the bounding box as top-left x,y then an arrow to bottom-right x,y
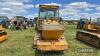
0,24 -> 7,42
76,18 -> 100,48
77,18 -> 88,29
11,16 -> 28,30
0,16 -> 9,28
34,5 -> 68,52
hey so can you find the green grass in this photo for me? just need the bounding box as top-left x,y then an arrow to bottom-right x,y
0,24 -> 99,56
0,28 -> 35,56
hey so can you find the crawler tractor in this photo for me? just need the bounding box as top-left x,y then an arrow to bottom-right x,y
76,18 -> 100,48
0,24 -> 7,42
34,5 -> 68,52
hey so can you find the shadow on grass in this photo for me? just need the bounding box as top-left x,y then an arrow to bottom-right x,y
35,50 -> 65,56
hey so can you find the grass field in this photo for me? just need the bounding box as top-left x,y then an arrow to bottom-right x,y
0,23 -> 99,56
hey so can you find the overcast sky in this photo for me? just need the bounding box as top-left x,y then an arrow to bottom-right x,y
0,0 -> 100,20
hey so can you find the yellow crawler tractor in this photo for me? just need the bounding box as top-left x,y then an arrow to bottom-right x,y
0,24 -> 7,42
76,18 -> 100,48
34,5 -> 68,52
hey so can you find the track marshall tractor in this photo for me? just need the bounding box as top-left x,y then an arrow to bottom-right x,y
76,18 -> 100,48
0,24 -> 7,42
33,5 -> 68,55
